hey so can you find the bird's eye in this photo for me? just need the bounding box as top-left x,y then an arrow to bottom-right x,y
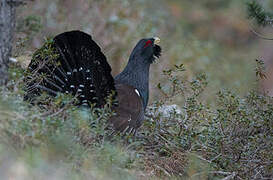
144,40 -> 152,48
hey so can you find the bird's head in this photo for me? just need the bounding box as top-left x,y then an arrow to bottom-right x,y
131,37 -> 162,64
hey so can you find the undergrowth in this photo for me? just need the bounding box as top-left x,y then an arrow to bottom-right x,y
0,61 -> 272,179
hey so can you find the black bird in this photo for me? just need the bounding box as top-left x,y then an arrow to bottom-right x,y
25,30 -> 161,133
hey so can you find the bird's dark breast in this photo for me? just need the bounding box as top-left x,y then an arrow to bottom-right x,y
108,83 -> 144,132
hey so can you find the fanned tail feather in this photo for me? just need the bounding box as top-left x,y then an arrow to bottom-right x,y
24,30 -> 116,107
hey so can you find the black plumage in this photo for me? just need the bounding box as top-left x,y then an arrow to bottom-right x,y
25,30 -> 161,133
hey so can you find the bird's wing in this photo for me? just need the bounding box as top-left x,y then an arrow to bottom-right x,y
108,83 -> 144,133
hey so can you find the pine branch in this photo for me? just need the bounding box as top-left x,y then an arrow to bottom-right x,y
247,1 -> 273,27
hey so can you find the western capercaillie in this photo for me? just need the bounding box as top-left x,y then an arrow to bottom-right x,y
24,30 -> 161,133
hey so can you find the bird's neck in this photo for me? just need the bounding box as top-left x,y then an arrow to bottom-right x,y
114,56 -> 150,109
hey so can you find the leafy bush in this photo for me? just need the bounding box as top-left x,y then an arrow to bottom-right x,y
137,63 -> 272,179
0,69 -> 138,179
0,60 -> 272,179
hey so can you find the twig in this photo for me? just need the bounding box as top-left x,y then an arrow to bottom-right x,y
250,26 -> 273,40
221,172 -> 236,180
154,164 -> 171,177
191,171 -> 235,179
191,153 -> 212,164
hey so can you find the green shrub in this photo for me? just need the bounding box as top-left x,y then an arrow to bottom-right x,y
0,61 -> 272,179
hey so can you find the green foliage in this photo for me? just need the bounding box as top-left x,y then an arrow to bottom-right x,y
0,82 -> 137,179
137,64 -> 272,179
14,15 -> 42,56
23,38 -> 62,104
247,1 -> 273,27
17,15 -> 42,34
31,37 -> 59,66
26,37 -> 59,85
255,59 -> 267,80
1,63 -> 273,179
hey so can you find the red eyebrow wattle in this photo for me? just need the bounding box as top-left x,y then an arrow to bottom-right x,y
144,40 -> 152,48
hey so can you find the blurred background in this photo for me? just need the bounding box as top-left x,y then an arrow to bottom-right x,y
14,0 -> 273,104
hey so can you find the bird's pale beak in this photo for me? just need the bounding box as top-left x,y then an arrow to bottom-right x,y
153,37 -> 160,45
